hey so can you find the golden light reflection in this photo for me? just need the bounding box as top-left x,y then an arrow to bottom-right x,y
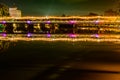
0,40 -> 10,52
0,34 -> 120,43
0,16 -> 120,23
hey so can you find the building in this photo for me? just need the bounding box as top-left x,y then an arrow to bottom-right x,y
9,7 -> 21,17
104,9 -> 118,16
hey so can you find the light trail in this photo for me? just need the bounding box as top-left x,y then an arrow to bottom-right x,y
0,16 -> 120,24
0,34 -> 120,43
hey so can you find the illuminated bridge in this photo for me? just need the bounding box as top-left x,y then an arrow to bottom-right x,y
0,16 -> 120,34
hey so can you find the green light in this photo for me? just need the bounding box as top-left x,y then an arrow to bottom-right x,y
0,24 -> 4,28
0,24 -> 4,32
0,30 -> 3,32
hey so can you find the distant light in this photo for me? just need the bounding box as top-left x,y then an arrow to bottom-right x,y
31,38 -> 34,41
95,34 -> 99,38
47,33 -> 51,38
2,33 -> 6,37
46,16 -> 48,19
52,38 -> 55,41
2,21 -> 6,24
97,39 -> 100,42
46,21 -> 51,24
27,33 -> 32,37
69,20 -> 76,24
69,34 -> 76,38
95,20 -> 99,24
27,21 -> 31,24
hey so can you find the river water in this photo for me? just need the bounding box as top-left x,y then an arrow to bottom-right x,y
0,38 -> 120,80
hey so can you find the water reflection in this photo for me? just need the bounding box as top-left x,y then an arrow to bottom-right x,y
0,40 -> 10,53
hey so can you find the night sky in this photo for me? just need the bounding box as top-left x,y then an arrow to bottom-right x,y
0,0 -> 117,16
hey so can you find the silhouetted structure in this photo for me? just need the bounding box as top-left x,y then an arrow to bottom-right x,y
104,9 -> 118,16
88,12 -> 98,16
61,14 -> 66,17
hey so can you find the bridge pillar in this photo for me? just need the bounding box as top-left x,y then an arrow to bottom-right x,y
13,23 -> 27,33
33,23 -> 41,33
27,23 -> 34,33
13,23 -> 17,33
50,23 -> 56,34
97,25 -> 101,34
5,23 -> 14,33
58,24 -> 74,34
37,23 -> 41,31
54,24 -> 59,33
73,24 -> 77,34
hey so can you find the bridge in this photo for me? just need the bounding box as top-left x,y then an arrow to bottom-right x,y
0,16 -> 120,34
0,16 -> 120,23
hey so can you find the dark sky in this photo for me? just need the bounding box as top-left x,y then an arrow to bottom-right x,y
0,0 -> 117,16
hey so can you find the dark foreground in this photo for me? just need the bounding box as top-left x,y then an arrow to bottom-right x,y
0,41 -> 120,80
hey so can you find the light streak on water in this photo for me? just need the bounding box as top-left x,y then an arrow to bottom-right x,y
0,34 -> 120,43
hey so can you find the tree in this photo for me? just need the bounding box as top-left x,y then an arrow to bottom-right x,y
88,12 -> 98,16
0,3 -> 9,17
61,14 -> 66,17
